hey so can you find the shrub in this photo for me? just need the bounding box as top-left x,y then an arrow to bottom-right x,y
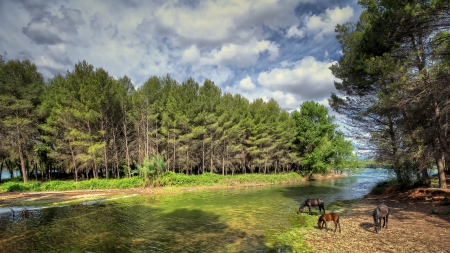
370,178 -> 397,195
137,155 -> 167,185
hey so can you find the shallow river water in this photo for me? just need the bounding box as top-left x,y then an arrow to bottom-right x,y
0,169 -> 392,252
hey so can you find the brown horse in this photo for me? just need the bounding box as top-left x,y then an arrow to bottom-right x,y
297,198 -> 325,215
317,213 -> 341,233
373,204 -> 389,233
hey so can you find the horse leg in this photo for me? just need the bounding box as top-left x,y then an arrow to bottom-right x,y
374,217 -> 380,233
382,217 -> 386,228
385,214 -> 389,229
308,205 -> 312,215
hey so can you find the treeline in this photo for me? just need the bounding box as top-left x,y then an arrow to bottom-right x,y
331,0 -> 450,188
0,57 -> 356,183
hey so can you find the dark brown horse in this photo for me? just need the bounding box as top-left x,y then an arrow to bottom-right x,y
373,204 -> 389,233
317,213 -> 341,233
297,198 -> 325,215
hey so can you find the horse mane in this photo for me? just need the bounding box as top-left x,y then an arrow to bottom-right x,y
300,199 -> 309,208
299,199 -> 308,208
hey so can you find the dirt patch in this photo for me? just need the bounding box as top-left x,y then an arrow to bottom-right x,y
0,188 -> 145,207
304,188 -> 450,253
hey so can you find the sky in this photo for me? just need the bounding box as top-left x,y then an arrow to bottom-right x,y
0,0 -> 363,112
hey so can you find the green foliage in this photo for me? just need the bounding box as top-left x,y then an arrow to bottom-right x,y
293,101 -> 354,174
0,177 -> 145,192
370,178 -> 397,195
2,56 -> 358,182
159,171 -> 303,187
0,59 -> 45,182
330,0 -> 450,188
137,155 -> 167,185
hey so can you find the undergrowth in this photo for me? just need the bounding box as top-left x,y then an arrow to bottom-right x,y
0,172 -> 305,192
370,178 -> 397,195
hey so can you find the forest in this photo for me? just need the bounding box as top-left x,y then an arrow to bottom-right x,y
3,0 -> 449,190
331,0 -> 450,188
0,56 -> 356,184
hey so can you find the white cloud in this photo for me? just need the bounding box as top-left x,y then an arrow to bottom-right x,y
182,39 -> 279,68
0,0 -> 360,111
304,5 -> 354,41
286,26 -> 305,38
271,91 -> 298,109
239,76 -> 256,92
286,6 -> 354,41
257,56 -> 337,101
154,0 -> 301,47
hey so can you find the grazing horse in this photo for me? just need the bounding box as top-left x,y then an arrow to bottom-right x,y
317,213 -> 341,233
373,204 -> 389,233
297,198 -> 325,215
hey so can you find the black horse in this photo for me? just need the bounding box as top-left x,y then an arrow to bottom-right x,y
373,204 -> 389,233
297,198 -> 325,215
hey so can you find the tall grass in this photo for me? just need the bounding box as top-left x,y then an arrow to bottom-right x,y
0,177 -> 145,192
159,171 -> 304,186
0,172 -> 304,192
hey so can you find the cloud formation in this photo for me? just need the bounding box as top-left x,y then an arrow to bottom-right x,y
257,56 -> 338,101
0,0 -> 360,111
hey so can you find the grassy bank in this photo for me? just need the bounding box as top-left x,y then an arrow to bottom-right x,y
0,171 -> 312,192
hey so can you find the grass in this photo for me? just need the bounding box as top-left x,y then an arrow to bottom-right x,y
0,177 -> 145,192
0,172 -> 305,192
159,171 -> 304,187
370,178 -> 397,195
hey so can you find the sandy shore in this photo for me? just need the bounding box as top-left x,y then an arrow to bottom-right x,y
304,187 -> 450,253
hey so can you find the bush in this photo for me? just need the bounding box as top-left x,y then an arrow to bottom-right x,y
158,171 -> 303,187
370,178 -> 397,195
137,155 -> 167,185
0,177 -> 145,192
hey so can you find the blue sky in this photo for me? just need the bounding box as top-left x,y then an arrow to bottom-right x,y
0,0 -> 363,112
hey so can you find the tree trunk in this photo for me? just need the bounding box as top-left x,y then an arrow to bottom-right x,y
6,160 -> 14,179
34,161 -> 38,181
69,140 -> 78,182
173,134 -> 176,173
123,119 -> 131,178
435,151 -> 447,188
202,137 -> 205,174
167,130 -> 170,171
210,132 -> 213,173
156,123 -> 159,156
100,117 -> 109,179
146,112 -> 149,158
18,143 -> 28,183
420,167 -> 431,187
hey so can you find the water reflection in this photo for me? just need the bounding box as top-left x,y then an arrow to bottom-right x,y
0,169 -> 391,252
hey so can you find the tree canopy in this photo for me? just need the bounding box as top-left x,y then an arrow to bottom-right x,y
330,0 -> 450,188
0,58 -> 356,183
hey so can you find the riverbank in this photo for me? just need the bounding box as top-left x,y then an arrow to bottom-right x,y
0,172 -> 347,207
304,187 -> 450,253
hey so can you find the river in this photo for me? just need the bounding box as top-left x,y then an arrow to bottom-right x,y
0,169 -> 392,252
